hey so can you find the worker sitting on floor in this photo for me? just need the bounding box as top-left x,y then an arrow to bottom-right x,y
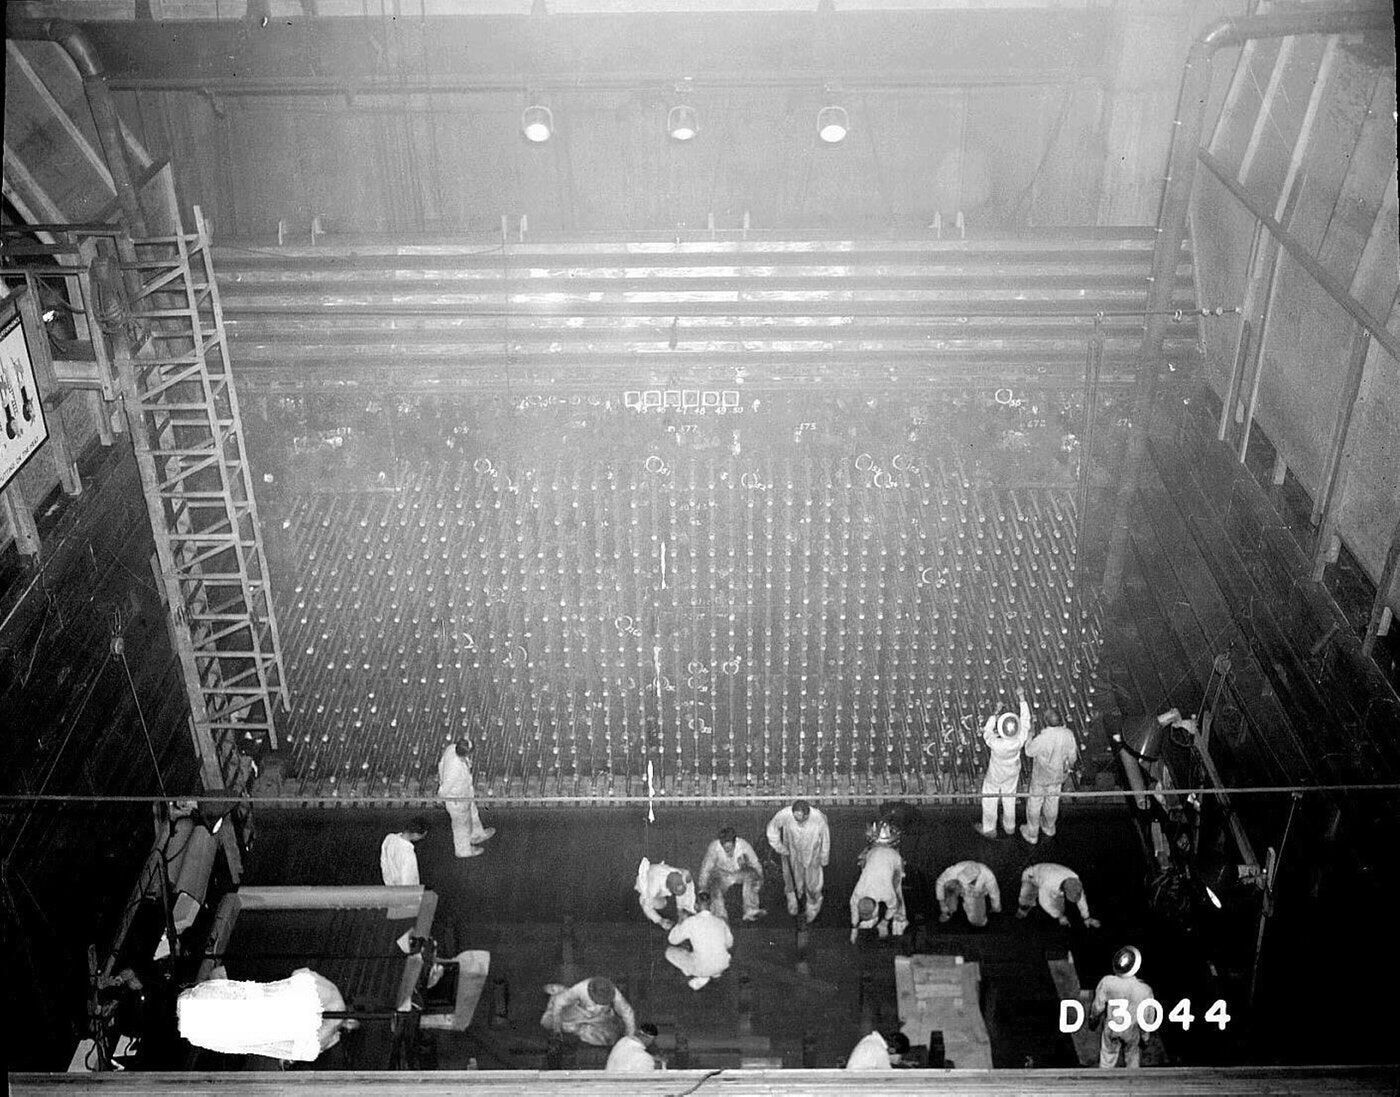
539,976 -> 638,1047
935,860 -> 1001,927
849,840 -> 907,943
666,892 -> 734,990
636,857 -> 697,929
1090,946 -> 1154,1069
844,1028 -> 911,1070
1016,862 -> 1101,928
606,1022 -> 661,1072
698,826 -> 767,922
976,686 -> 1031,838
766,799 -> 830,922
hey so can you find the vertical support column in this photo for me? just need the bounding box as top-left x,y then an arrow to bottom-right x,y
1362,517 -> 1400,659
1,482 -> 40,556
1310,327 -> 1372,538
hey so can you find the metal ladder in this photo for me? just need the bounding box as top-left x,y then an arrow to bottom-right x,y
111,200 -> 287,791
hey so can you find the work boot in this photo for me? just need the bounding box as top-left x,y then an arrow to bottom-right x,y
786,894 -> 800,917
1018,824 -> 1038,844
458,846 -> 484,858
688,976 -> 710,990
472,827 -> 497,844
741,909 -> 767,922
972,824 -> 997,840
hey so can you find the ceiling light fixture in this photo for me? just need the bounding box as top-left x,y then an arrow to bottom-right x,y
817,104 -> 849,144
521,104 -> 553,143
667,104 -> 698,142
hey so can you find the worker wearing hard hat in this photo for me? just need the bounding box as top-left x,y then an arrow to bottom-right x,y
975,686 -> 1030,838
1020,707 -> 1079,844
1090,946 -> 1154,1068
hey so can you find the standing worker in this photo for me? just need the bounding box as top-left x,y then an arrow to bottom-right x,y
1020,708 -> 1079,844
1090,946 -> 1154,1068
636,858 -> 696,929
437,739 -> 495,857
665,894 -> 734,990
698,827 -> 767,922
766,799 -> 830,922
380,817 -> 429,920
849,841 -> 907,943
976,686 -> 1030,839
934,860 -> 1001,927
1016,862 -> 1101,928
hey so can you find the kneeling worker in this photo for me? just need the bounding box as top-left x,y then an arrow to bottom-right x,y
849,841 -> 907,943
666,893 -> 734,990
636,857 -> 697,929
935,860 -> 1001,927
699,826 -> 766,922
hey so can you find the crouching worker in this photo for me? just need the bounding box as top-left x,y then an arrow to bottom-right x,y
636,857 -> 697,930
539,976 -> 637,1047
699,826 -> 766,922
606,1022 -> 661,1072
935,860 -> 1001,927
849,841 -> 907,943
666,894 -> 734,990
844,1029 -> 911,1070
1016,862 -> 1101,928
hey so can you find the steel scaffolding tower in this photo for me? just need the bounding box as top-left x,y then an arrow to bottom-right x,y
111,194 -> 287,790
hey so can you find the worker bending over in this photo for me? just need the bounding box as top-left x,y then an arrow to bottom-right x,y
665,894 -> 734,990
539,976 -> 637,1047
844,1029 -> 911,1070
698,826 -> 766,922
635,858 -> 696,929
849,842 -> 907,943
1016,862 -> 1101,928
976,687 -> 1030,838
766,799 -> 830,922
606,1023 -> 661,1072
935,860 -> 1001,927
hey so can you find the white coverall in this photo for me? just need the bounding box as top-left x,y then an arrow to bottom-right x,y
540,979 -> 637,1046
935,861 -> 1001,927
766,805 -> 830,919
1092,972 -> 1155,1068
844,1031 -> 894,1070
606,1034 -> 659,1072
636,858 -> 697,927
666,909 -> 734,989
979,700 -> 1030,835
437,744 -> 485,856
698,837 -> 764,921
379,831 -> 421,920
1018,863 -> 1093,926
1022,723 -> 1079,842
850,845 -> 906,939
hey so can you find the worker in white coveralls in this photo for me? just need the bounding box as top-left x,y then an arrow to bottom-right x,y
849,838 -> 907,943
666,893 -> 734,990
766,799 -> 830,922
844,1029 -> 910,1070
177,968 -> 358,1062
1090,946 -> 1154,1069
437,739 -> 495,857
1016,862 -> 1101,928
539,976 -> 638,1047
698,826 -> 767,922
1020,708 -> 1079,844
380,817 -> 429,886
606,1023 -> 661,1072
935,860 -> 1001,927
635,858 -> 697,929
975,686 -> 1030,838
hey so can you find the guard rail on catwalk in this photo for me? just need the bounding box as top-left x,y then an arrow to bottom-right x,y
270,448 -> 1104,804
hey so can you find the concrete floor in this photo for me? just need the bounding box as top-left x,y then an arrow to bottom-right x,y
241,801 -> 1207,1070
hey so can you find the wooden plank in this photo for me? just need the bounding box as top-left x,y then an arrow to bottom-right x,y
5,42 -> 116,193
1,481 -> 40,556
1044,953 -> 1097,1066
893,954 -> 992,1070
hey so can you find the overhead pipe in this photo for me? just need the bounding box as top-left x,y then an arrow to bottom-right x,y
5,16 -> 151,235
1101,2 -> 1394,600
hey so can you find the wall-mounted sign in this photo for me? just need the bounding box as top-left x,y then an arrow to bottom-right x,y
0,294 -> 49,492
